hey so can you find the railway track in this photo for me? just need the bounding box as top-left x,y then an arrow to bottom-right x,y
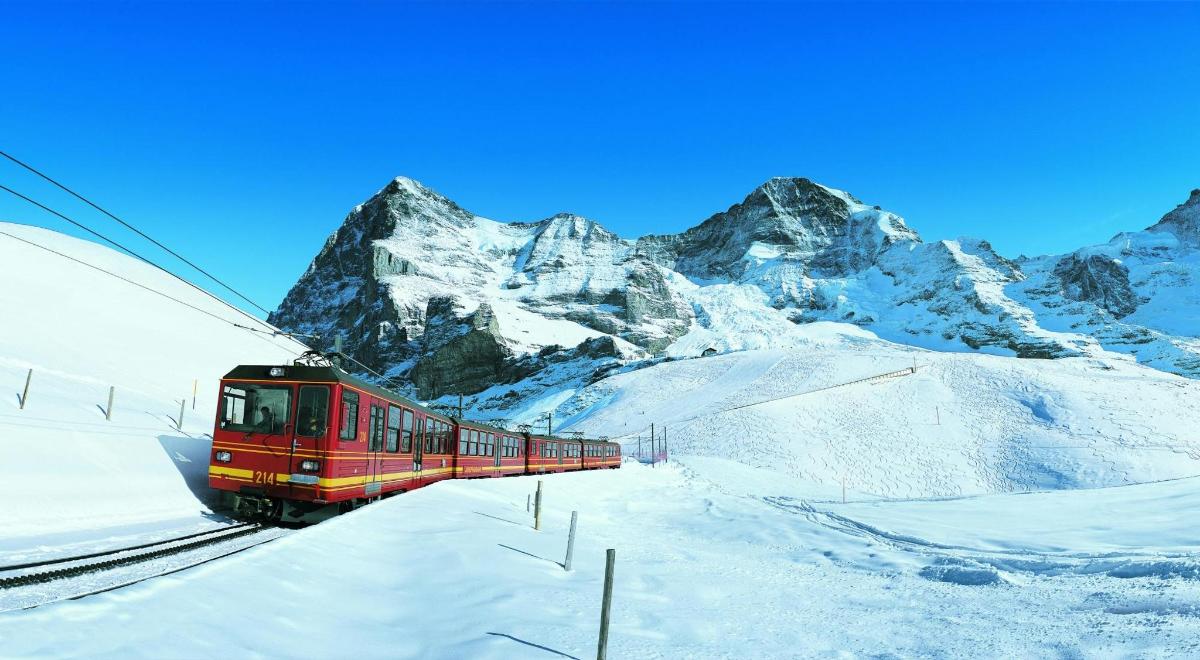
0,523 -> 289,611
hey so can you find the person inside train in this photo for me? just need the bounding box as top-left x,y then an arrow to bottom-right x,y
256,406 -> 274,433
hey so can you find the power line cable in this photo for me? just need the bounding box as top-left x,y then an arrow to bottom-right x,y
0,183 -> 309,354
0,149 -> 273,316
1,176 -> 402,393
0,229 -> 303,357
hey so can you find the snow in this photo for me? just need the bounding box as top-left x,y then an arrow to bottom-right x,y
0,221 -> 300,537
560,341 -> 1200,497
4,461 -> 1200,657
5,222 -> 1200,657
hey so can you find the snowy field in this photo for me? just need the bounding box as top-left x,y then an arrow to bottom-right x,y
3,223 -> 1200,657
558,344 -> 1200,498
3,461 -> 1200,658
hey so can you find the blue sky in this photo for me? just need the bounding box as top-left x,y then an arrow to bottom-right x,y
1,1 -> 1197,314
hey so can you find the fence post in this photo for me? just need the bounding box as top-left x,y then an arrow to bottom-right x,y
192,379 -> 198,411
564,510 -> 578,571
597,548 -> 616,660
663,426 -> 667,463
106,386 -> 115,421
19,368 -> 32,410
178,398 -> 186,431
527,493 -> 531,513
534,480 -> 543,531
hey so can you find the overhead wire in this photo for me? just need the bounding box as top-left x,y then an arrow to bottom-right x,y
0,229 -> 303,357
0,179 -> 310,356
0,149 -> 273,316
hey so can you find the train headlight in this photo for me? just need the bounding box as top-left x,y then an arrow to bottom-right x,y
215,451 -> 232,463
268,367 -> 287,377
300,459 -> 320,472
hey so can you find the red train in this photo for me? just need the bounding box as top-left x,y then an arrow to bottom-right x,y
207,364 -> 620,521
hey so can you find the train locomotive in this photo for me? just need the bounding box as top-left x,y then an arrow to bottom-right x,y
207,363 -> 620,521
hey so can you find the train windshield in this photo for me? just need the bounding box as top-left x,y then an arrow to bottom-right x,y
220,382 -> 291,434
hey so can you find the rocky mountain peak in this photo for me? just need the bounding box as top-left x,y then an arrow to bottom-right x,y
532,212 -> 622,244
640,176 -> 921,280
1146,188 -> 1200,247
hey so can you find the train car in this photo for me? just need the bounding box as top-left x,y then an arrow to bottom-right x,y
453,420 -> 526,478
525,435 -> 583,473
582,439 -> 621,469
209,361 -> 621,522
581,439 -> 606,470
599,440 -> 622,468
561,438 -> 583,471
208,364 -> 455,520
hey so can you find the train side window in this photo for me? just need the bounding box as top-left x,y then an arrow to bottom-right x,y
339,390 -> 359,441
386,405 -> 401,452
296,386 -> 328,438
459,428 -> 468,454
401,409 -> 414,453
423,417 -> 433,453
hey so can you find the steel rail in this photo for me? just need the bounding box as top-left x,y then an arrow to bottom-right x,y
0,524 -> 265,589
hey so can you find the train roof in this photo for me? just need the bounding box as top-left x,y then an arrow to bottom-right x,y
528,433 -> 616,445
223,365 -> 619,445
453,417 -> 524,437
222,364 -> 452,422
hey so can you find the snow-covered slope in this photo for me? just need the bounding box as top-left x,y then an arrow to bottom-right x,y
555,341 -> 1200,497
0,222 -> 302,535
271,177 -> 1200,414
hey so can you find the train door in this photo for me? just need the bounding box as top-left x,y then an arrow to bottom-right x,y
413,415 -> 425,480
494,434 -> 502,470
557,441 -> 563,468
366,402 -> 385,497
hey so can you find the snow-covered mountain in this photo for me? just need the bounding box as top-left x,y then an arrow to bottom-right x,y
271,177 -> 1200,408
7,219 -> 1200,657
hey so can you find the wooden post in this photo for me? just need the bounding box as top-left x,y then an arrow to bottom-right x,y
564,510 -> 578,571
105,386 -> 115,421
458,394 -> 464,418
178,398 -> 186,431
19,368 -> 32,410
597,548 -> 616,660
534,480 -> 543,531
936,406 -> 940,425
527,493 -> 531,512
637,435 -> 641,460
192,379 -> 198,411
663,426 -> 667,463
548,411 -> 553,436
